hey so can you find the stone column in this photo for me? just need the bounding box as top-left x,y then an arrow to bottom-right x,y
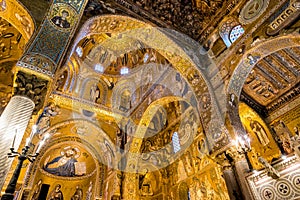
227,148 -> 253,200
0,96 -> 35,189
235,159 -> 252,200
223,168 -> 242,200
110,169 -> 122,200
215,153 -> 243,200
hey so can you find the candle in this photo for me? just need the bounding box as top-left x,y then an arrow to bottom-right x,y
25,137 -> 30,147
11,130 -> 17,148
35,134 -> 49,154
32,125 -> 37,133
29,125 -> 37,140
239,137 -> 245,149
44,133 -> 50,140
35,141 -> 44,154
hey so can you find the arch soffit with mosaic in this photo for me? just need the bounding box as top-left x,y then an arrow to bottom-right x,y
227,33 -> 300,133
0,0 -> 35,41
125,96 -> 199,170
56,57 -> 84,94
69,15 -> 227,146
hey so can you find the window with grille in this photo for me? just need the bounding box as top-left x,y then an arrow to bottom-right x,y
172,132 -> 181,153
229,25 -> 244,43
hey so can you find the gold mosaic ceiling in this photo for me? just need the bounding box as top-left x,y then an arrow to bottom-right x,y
11,0 -> 300,114
76,33 -> 170,76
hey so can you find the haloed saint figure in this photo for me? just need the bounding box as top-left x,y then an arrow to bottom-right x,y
51,10 -> 70,28
0,0 -> 6,11
44,146 -> 81,177
47,184 -> 63,200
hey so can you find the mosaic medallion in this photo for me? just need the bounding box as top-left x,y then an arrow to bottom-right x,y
275,179 -> 293,199
239,0 -> 270,24
260,186 -> 275,200
291,174 -> 300,192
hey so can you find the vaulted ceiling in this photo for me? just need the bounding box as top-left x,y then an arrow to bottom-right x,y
5,0 -> 300,118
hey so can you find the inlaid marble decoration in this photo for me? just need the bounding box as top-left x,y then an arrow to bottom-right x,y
246,156 -> 300,200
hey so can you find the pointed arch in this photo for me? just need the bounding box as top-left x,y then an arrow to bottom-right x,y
227,33 -> 300,137
70,15 -> 227,149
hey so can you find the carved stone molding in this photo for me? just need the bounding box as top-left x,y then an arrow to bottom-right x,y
266,83 -> 300,114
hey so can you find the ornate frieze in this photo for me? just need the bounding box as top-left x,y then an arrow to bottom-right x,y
267,1 -> 300,36
240,92 -> 267,117
266,83 -> 300,114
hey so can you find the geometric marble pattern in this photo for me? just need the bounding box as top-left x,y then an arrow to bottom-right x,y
246,155 -> 300,200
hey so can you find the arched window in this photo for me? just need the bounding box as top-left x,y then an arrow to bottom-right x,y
120,66 -> 129,75
229,25 -> 245,43
143,53 -> 149,63
76,46 -> 83,57
94,63 -> 104,73
219,17 -> 244,47
172,132 -> 181,153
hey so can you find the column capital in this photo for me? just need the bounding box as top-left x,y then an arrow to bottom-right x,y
226,147 -> 246,162
13,71 -> 49,114
214,152 -> 232,171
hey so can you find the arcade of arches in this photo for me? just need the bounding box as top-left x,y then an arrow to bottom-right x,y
0,0 -> 300,200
